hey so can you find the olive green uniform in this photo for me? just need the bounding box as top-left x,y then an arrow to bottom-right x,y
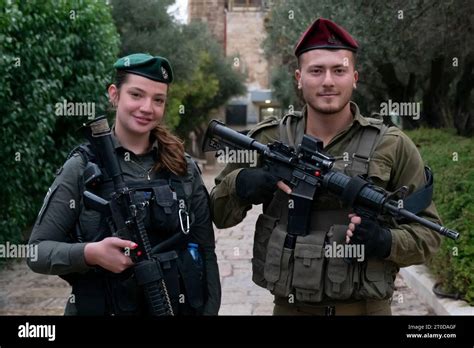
28,132 -> 221,315
210,102 -> 441,315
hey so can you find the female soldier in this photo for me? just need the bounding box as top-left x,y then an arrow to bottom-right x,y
27,53 -> 221,316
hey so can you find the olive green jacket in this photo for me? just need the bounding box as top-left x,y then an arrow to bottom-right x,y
210,102 -> 441,267
28,133 -> 221,315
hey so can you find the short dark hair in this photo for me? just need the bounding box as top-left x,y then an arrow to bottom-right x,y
114,70 -> 129,89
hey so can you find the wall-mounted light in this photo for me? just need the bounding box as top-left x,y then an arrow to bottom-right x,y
265,100 -> 271,104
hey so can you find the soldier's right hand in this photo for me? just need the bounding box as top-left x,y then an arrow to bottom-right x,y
84,237 -> 136,273
235,168 -> 291,204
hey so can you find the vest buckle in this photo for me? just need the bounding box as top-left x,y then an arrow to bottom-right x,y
179,208 -> 190,234
352,153 -> 370,162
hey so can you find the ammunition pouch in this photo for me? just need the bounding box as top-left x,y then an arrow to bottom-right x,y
177,248 -> 205,313
263,224 -> 294,298
149,184 -> 180,234
252,213 -> 277,288
355,258 -> 397,300
292,230 -> 326,302
324,225 -> 359,300
255,217 -> 396,303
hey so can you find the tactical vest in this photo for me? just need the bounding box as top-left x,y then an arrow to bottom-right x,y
62,144 -> 205,315
251,112 -> 399,303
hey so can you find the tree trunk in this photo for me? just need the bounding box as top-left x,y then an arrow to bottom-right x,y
454,52 -> 474,137
377,62 -> 418,129
422,56 -> 452,128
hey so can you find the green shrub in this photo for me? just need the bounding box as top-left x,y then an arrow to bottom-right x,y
406,128 -> 474,305
0,1 -> 119,249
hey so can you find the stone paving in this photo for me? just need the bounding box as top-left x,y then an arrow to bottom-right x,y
0,165 -> 435,315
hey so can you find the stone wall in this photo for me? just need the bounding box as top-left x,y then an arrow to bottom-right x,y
188,0 -> 226,49
226,10 -> 269,90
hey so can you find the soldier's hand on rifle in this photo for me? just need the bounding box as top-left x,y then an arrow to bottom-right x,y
236,167 -> 292,204
84,237 -> 136,273
346,214 -> 392,259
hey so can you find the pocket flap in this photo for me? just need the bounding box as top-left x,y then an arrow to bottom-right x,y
153,186 -> 176,210
326,258 -> 349,283
328,225 -> 349,244
365,259 -> 385,281
294,244 -> 323,260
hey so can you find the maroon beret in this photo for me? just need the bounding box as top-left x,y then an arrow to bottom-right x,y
294,18 -> 358,57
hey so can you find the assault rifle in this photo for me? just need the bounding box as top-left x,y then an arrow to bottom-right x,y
80,116 -> 175,316
202,120 -> 459,241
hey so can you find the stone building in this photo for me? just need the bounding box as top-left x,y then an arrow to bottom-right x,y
188,0 -> 281,126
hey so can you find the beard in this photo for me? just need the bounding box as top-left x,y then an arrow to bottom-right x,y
310,102 -> 346,114
305,90 -> 352,115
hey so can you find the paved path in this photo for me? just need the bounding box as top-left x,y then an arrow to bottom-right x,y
0,165 -> 434,315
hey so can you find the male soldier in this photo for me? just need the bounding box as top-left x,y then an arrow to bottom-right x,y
210,18 -> 441,315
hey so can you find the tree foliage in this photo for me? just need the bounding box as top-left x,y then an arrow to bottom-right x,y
264,0 -> 473,135
0,0 -> 119,245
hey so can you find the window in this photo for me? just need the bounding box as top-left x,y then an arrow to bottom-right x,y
226,105 -> 247,125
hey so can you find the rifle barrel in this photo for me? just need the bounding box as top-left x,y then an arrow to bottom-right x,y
209,120 -> 268,153
384,203 -> 460,240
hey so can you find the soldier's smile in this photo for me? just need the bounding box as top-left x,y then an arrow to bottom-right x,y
318,93 -> 339,97
133,115 -> 153,126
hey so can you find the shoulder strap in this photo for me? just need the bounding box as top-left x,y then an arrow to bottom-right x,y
67,143 -> 95,165
351,123 -> 389,175
403,166 -> 434,214
279,111 -> 303,147
346,121 -> 390,176
168,156 -> 196,210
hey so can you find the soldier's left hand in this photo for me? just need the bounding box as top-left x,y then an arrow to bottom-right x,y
346,213 -> 359,243
346,213 -> 392,258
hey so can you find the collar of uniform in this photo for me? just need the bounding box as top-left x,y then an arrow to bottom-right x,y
110,124 -> 159,156
294,101 -> 368,147
109,125 -> 122,150
350,101 -> 370,127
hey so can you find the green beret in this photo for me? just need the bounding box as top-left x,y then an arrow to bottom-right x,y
113,53 -> 174,83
